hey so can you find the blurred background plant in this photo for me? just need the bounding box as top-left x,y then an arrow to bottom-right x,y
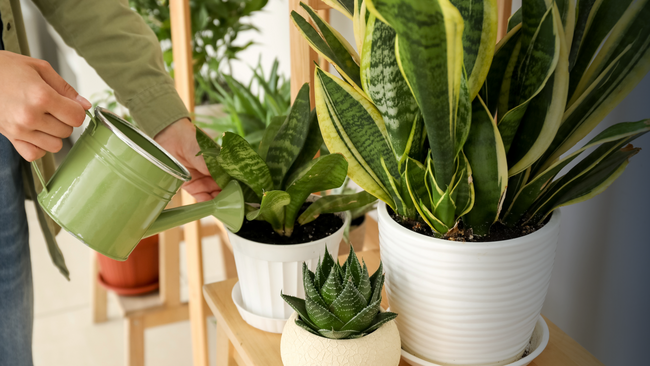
129,0 -> 269,103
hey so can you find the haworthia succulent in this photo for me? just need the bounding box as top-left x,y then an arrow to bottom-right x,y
462,97 -> 508,236
217,132 -> 273,199
265,83 -> 311,189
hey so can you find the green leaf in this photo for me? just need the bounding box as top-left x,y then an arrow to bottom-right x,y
343,246 -> 363,288
449,0 -> 498,99
314,67 -> 399,209
360,15 -> 419,161
357,263 -> 373,304
306,295 -> 345,330
218,132 -> 273,199
462,97 -> 508,236
364,311 -> 398,333
508,7 -> 522,32
452,152 -> 474,217
298,191 -> 377,225
404,158 -> 431,214
329,278 -> 367,324
195,127 -> 231,188
224,75 -> 267,122
317,329 -> 361,339
284,154 -> 348,236
320,264 -> 343,306
319,247 -> 337,283
265,83 -> 312,189
281,293 -> 319,330
368,0 -> 464,188
340,298 -> 381,332
258,115 -> 286,161
295,318 -> 320,335
302,263 -> 328,308
284,109 -> 324,187
245,190 -> 290,234
369,271 -> 384,305
322,0 -> 355,19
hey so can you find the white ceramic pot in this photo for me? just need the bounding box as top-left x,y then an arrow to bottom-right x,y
227,211 -> 350,331
281,311 -> 401,366
377,202 -> 560,366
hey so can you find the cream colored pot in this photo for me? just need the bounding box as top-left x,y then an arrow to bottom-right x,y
281,311 -> 401,366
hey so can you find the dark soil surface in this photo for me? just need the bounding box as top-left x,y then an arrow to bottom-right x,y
388,207 -> 549,242
236,205 -> 343,245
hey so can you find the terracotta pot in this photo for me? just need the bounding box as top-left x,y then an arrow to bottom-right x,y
97,235 -> 159,296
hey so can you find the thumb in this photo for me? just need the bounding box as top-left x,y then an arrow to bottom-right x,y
33,60 -> 92,110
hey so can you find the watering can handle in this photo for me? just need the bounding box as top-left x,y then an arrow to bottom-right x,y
29,110 -> 99,194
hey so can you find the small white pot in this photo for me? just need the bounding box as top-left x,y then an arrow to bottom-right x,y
281,311 -> 401,366
227,211 -> 350,329
378,202 -> 560,366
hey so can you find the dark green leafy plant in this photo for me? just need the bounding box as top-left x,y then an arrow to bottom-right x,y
281,245 -> 397,339
196,58 -> 291,148
196,83 -> 376,236
293,0 -> 650,238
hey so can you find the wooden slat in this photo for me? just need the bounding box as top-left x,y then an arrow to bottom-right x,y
159,194 -> 182,307
170,0 -> 195,112
125,316 -> 145,366
91,254 -> 108,323
289,0 -> 320,106
497,0 -> 513,42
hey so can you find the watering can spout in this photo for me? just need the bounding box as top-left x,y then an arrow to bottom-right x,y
143,180 -> 245,238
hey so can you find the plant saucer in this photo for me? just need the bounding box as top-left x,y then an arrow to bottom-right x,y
400,315 -> 550,366
231,281 -> 288,333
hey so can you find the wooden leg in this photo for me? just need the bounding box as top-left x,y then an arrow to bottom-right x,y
215,323 -> 236,366
91,253 -> 108,323
220,240 -> 237,280
183,191 -> 210,366
125,316 -> 145,366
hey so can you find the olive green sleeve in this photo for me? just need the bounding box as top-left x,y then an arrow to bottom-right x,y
30,0 -> 189,137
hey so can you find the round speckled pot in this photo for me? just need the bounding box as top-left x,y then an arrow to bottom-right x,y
280,311 -> 401,366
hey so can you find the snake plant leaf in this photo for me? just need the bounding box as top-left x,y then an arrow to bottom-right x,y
322,0 -> 355,19
463,97 -> 508,236
568,0 -> 635,99
499,169 -> 531,225
367,0 -> 464,188
497,4 -> 560,153
507,9 -> 570,176
303,263 -> 328,308
455,72 -> 472,159
360,14 -> 419,161
281,293 -> 319,330
538,1 -> 650,172
404,158 -> 432,212
364,311 -> 398,333
403,113 -> 427,167
298,191 -> 377,225
284,154 -> 349,236
508,7 -> 522,32
321,264 -> 344,306
480,24 -> 522,115
306,295 -> 346,330
357,262 -> 373,303
266,83 -> 311,189
295,318 -> 320,336
291,4 -> 364,94
195,128 -> 232,188
452,151 -> 474,217
318,329 -> 361,339
340,298 -> 381,332
449,0 -> 498,99
284,109 -> 324,188
245,190 -> 290,234
528,145 -> 641,224
258,115 -> 286,161
218,132 -> 273,199
329,278 -> 368,323
353,0 -> 368,53
314,66 -> 398,208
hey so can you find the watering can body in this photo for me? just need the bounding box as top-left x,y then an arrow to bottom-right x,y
35,107 -> 244,261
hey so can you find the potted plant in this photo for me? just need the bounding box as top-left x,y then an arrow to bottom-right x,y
196,83 -> 376,332
280,246 -> 400,366
293,0 -> 650,364
97,235 -> 160,296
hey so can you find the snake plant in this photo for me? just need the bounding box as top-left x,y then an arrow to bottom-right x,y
197,83 -> 376,236
281,246 -> 397,339
292,0 -> 650,237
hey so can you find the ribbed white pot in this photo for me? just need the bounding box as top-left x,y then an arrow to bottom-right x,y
281,311 -> 401,366
227,211 -> 350,325
377,203 -> 560,366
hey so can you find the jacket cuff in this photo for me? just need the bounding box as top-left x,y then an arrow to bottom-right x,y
125,83 -> 190,137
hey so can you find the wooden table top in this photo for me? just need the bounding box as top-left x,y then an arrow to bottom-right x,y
203,249 -> 603,366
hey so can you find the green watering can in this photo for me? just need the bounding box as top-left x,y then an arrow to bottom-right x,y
32,107 -> 244,261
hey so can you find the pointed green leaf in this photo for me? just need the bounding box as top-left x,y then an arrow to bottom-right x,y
281,293 -> 319,330
303,263 -> 328,308
196,128 -> 232,188
340,298 -> 381,332
322,0 -> 355,19
463,97 -> 508,236
452,151 -> 474,217
218,132 -> 273,199
343,246 -> 363,288
320,247 -> 337,282
317,329 -> 361,339
298,191 -> 377,225
284,109 -> 324,187
245,190 -> 290,234
306,295 -> 345,330
258,115 -> 286,161
266,83 -> 312,189
480,23 -> 522,115
404,158 -> 431,212
508,7 -> 522,32
295,318 -> 320,335
320,264 -> 343,306
329,278 -> 367,323
364,311 -> 398,333
357,263 -> 373,303
369,271 -> 384,305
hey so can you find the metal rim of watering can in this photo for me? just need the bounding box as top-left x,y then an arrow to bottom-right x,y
94,107 -> 192,182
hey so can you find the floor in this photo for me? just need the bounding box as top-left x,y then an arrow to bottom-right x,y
27,202 -> 227,366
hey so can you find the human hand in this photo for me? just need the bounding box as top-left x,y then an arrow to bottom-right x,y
154,118 -> 221,202
0,51 -> 92,161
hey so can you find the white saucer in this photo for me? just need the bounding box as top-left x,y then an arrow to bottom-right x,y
231,281 -> 288,333
401,315 -> 550,366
